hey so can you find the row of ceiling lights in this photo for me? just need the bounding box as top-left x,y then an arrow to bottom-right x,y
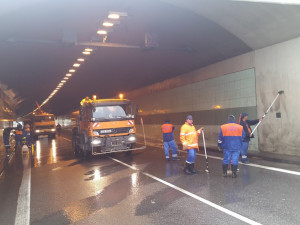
37,47 -> 93,110
35,11 -> 126,112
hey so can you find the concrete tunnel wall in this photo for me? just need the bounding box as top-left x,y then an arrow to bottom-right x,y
254,36 -> 300,156
129,36 -> 300,157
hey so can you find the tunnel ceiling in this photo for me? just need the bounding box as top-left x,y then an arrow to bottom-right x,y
0,0 -> 299,115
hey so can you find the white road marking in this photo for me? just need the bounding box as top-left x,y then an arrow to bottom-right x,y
178,150 -> 300,176
109,157 -> 262,225
62,137 -> 300,176
51,167 -> 62,171
14,152 -> 31,225
61,137 -> 71,142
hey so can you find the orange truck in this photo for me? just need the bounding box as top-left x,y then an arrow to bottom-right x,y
72,96 -> 138,157
32,112 -> 56,139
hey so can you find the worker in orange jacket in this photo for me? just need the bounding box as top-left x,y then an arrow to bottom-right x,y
161,119 -> 179,161
180,115 -> 203,175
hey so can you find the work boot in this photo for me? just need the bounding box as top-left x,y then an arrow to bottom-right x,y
222,164 -> 228,177
231,165 -> 238,178
183,163 -> 193,175
190,163 -> 198,174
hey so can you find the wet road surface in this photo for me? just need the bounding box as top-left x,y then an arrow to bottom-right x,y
1,130 -> 300,225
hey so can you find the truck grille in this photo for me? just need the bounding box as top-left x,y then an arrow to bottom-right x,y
97,127 -> 131,135
36,125 -> 55,129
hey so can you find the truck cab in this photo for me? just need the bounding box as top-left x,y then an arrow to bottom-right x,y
72,97 -> 137,157
32,113 -> 56,139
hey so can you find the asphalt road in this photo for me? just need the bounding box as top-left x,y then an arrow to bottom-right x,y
1,131 -> 300,225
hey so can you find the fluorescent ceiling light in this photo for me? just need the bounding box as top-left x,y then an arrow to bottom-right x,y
61,80 -> 66,83
103,21 -> 114,27
97,30 -> 107,35
66,73 -> 72,77
232,0 -> 300,4
108,14 -> 120,20
73,63 -> 80,67
84,48 -> 93,52
69,69 -> 75,73
108,11 -> 127,19
77,58 -> 85,62
82,51 -> 90,55
64,77 -> 69,80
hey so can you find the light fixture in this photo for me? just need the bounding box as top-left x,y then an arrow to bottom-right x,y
108,14 -> 120,20
69,69 -> 75,73
84,48 -> 93,52
108,11 -> 127,19
82,51 -> 90,55
73,63 -> 80,67
61,80 -> 66,83
64,77 -> 69,80
66,73 -> 72,77
97,30 -> 107,35
103,21 -> 114,27
77,58 -> 85,62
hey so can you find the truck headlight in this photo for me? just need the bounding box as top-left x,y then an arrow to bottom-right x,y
128,128 -> 134,133
128,136 -> 136,142
91,138 -> 101,145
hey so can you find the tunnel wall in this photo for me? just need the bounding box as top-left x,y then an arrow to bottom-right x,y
130,53 -> 259,151
254,36 -> 300,156
130,36 -> 300,156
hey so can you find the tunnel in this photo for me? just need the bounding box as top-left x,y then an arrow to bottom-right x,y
1,1 -> 300,224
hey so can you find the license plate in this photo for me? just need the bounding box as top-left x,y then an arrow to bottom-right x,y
100,129 -> 112,134
111,141 -> 119,146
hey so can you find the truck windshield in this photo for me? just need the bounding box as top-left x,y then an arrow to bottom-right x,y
93,105 -> 131,121
34,116 -> 54,122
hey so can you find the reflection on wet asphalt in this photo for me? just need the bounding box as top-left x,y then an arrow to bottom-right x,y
1,132 -> 300,225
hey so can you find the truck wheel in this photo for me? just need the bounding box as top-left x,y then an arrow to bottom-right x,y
126,143 -> 135,155
80,135 -> 90,160
74,144 -> 80,158
72,137 -> 76,149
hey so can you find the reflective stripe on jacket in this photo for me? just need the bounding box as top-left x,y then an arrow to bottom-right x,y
161,123 -> 174,142
180,122 -> 201,150
218,122 -> 245,151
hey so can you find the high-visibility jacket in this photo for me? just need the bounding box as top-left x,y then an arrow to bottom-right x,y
180,122 -> 201,151
218,122 -> 245,151
15,129 -> 23,136
161,123 -> 175,142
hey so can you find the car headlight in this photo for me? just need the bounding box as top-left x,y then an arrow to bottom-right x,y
128,136 -> 136,142
35,130 -> 40,133
91,138 -> 101,145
